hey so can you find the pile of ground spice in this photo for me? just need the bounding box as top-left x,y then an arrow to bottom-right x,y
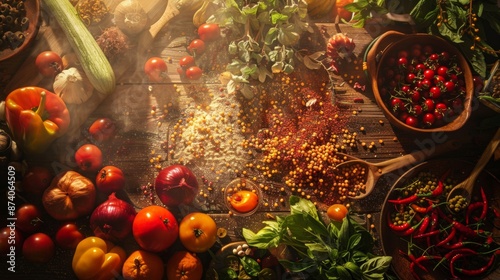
241,75 -> 356,204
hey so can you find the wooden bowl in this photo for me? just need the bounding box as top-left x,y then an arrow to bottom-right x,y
0,0 -> 41,62
365,31 -> 473,133
380,159 -> 500,280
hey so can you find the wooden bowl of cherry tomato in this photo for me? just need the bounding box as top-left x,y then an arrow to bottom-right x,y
365,31 -> 473,133
0,0 -> 40,62
379,158 -> 500,280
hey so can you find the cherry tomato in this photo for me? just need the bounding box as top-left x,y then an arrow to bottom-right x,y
75,144 -> 103,172
197,23 -> 220,42
95,165 -> 126,194
429,86 -> 441,99
229,190 -> 259,213
21,166 -> 53,195
422,113 -> 435,127
35,51 -> 63,77
22,233 -> 55,264
327,204 -> 348,221
405,116 -> 419,127
437,66 -> 448,77
185,66 -> 203,80
144,57 -> 168,82
444,81 -> 455,92
423,69 -> 434,80
15,204 -> 44,234
55,223 -> 84,250
397,57 -> 408,67
390,98 -> 405,112
177,55 -> 196,76
423,99 -> 435,112
178,212 -> 217,253
0,227 -> 23,256
132,205 -> 178,252
89,118 -> 117,142
187,39 -> 206,56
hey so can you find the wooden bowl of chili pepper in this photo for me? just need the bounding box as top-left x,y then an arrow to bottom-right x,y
379,158 -> 500,280
0,0 -> 41,62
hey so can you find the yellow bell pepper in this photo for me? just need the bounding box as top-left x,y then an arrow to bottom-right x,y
72,236 -> 126,280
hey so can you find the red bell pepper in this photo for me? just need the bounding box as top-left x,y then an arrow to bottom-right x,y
5,87 -> 70,154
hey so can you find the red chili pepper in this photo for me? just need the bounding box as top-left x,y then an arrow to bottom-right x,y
413,229 -> 441,239
417,215 -> 430,235
399,218 -> 424,236
436,227 -> 457,247
452,220 -> 478,239
454,253 -> 496,276
387,212 -> 412,232
449,253 -> 474,278
430,180 -> 444,197
479,186 -> 488,221
411,203 -> 428,214
466,201 -> 484,224
388,194 -> 418,204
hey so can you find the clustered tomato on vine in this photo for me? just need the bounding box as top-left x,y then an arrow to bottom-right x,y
378,44 -> 467,128
179,23 -> 221,80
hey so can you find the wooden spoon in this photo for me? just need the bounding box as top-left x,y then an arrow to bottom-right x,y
446,128 -> 500,208
337,139 -> 464,199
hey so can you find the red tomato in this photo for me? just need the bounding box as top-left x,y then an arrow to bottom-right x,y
178,212 -> 217,253
89,118 -> 117,142
179,55 -> 196,69
144,57 -> 168,82
185,66 -> 203,80
0,227 -> 23,256
22,233 -> 55,264
75,144 -> 103,172
55,223 -> 84,250
95,165 -> 126,194
35,51 -> 63,77
197,23 -> 220,42
21,166 -> 53,195
15,204 -> 44,234
187,39 -> 206,56
132,205 -> 178,252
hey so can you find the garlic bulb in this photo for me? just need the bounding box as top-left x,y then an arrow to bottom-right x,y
53,67 -> 93,104
113,0 -> 148,35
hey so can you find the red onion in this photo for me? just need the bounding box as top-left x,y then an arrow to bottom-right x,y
89,193 -> 136,242
155,164 -> 199,207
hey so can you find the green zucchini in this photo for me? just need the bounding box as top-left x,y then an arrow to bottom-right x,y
44,0 -> 116,95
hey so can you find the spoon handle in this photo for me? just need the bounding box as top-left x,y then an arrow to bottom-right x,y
375,138 -> 464,175
464,128 -> 500,188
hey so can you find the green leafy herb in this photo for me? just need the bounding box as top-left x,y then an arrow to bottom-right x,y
242,195 -> 392,280
207,0 -> 312,98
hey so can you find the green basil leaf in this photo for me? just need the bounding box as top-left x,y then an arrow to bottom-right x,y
289,196 -> 321,221
351,251 -> 369,264
270,11 -> 289,24
347,233 -> 362,251
240,256 -> 261,277
327,222 -> 340,240
338,216 -> 354,250
305,242 -> 329,261
242,226 -> 280,249
344,261 -> 363,280
277,24 -> 300,46
283,63 -> 294,74
335,265 -> 352,280
279,258 -> 316,273
360,256 -> 392,280
265,27 -> 279,46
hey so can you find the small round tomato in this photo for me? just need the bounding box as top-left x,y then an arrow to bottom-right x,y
179,55 -> 196,69
15,204 -> 44,234
423,69 -> 434,80
422,113 -> 435,127
405,116 -> 419,127
185,66 -> 203,80
327,204 -> 348,221
132,205 -> 178,252
22,233 -> 55,264
229,190 -> 259,213
89,118 -> 117,142
0,227 -> 23,255
187,39 -> 206,56
95,165 -> 126,194
437,66 -> 448,77
429,86 -> 441,99
55,223 -> 84,250
198,23 -> 220,42
35,51 -> 63,77
75,144 -> 103,172
144,57 -> 168,82
178,212 -> 217,253
22,166 -> 53,195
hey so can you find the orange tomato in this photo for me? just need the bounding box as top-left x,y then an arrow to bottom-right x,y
327,204 -> 349,221
178,212 -> 217,253
229,190 -> 259,213
335,0 -> 354,21
166,251 -> 203,280
122,250 -> 164,280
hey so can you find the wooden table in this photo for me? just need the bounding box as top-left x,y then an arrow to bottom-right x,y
1,1 -> 499,279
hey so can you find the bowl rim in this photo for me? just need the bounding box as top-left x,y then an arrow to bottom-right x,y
368,31 -> 474,133
223,178 -> 262,216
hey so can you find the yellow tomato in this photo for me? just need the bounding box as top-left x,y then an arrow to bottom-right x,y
179,212 -> 217,253
327,204 -> 349,221
229,190 -> 259,213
